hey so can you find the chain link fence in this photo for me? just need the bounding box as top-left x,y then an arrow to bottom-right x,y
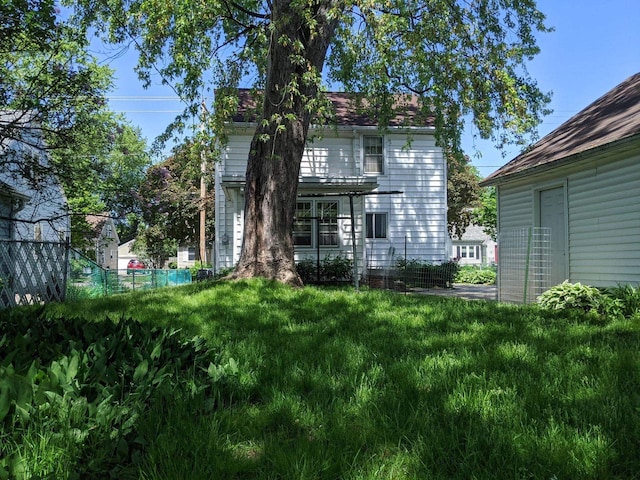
67,249 -> 192,301
1,240 -> 193,309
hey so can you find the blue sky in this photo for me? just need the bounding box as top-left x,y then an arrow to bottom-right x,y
98,0 -> 640,178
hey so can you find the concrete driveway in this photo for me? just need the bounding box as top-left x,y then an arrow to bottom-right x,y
412,284 -> 497,301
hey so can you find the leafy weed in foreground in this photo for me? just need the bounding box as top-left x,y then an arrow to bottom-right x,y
0,313 -> 236,479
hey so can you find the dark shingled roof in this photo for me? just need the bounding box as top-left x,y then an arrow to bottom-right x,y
231,89 -> 435,128
482,72 -> 640,186
85,214 -> 109,238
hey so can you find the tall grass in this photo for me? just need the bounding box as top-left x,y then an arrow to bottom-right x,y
2,279 -> 640,479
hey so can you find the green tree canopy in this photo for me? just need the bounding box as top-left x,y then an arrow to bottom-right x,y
473,186 -> 497,240
1,0 -> 115,186
447,151 -> 481,240
136,143 -> 214,254
58,122 -> 151,252
69,0 -> 552,284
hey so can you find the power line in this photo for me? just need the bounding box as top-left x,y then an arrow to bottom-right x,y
108,96 -> 182,101
113,110 -> 184,113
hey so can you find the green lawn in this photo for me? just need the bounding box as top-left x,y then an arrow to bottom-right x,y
2,279 -> 640,479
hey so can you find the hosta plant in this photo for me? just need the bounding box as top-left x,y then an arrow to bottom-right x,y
537,281 -> 623,318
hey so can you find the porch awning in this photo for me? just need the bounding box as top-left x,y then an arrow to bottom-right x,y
298,176 -> 378,193
220,175 -> 379,197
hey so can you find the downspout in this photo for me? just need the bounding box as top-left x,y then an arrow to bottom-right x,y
349,194 -> 359,290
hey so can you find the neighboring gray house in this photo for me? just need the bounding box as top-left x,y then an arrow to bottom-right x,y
214,91 -> 449,277
482,72 -> 640,301
86,214 -> 119,270
451,224 -> 497,266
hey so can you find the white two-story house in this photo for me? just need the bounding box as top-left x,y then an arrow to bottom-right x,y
213,92 -> 448,278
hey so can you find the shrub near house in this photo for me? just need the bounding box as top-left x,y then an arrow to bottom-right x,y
296,255 -> 353,285
455,265 -> 497,285
396,259 -> 460,288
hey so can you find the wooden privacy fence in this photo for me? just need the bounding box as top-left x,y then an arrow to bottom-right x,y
0,239 -> 69,309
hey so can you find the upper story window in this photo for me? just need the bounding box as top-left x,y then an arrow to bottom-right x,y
293,200 -> 339,247
363,135 -> 384,174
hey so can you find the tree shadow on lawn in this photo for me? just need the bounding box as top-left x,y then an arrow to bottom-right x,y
12,280 -> 640,479
129,282 -> 640,479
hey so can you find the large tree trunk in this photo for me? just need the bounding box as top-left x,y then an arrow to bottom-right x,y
227,0 -> 340,286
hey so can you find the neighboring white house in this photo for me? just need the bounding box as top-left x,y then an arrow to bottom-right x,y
451,224 -> 497,266
0,113 -> 70,307
0,116 -> 69,242
214,91 -> 449,277
481,72 -> 640,302
176,245 -> 197,268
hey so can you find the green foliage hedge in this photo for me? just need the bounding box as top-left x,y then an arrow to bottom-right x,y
296,254 -> 353,284
189,261 -> 212,278
454,266 -> 497,285
396,259 -> 460,288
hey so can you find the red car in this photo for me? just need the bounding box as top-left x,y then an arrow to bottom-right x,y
126,259 -> 146,274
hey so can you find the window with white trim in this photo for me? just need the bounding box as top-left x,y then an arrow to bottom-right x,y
366,213 -> 387,239
293,200 -> 339,247
363,135 -> 384,174
455,245 -> 481,259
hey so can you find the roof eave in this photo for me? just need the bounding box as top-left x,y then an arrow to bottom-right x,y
228,121 -> 435,134
480,132 -> 640,187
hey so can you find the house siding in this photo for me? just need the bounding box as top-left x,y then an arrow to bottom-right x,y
495,145 -> 640,295
222,137 -> 252,176
495,185 -> 528,304
302,135 -> 357,177
568,153 -> 640,285
365,134 -> 446,266
1,134 -> 70,243
12,194 -> 68,242
496,183 -> 533,233
214,126 -> 447,275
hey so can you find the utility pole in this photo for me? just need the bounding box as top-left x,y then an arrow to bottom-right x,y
199,100 -> 208,264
